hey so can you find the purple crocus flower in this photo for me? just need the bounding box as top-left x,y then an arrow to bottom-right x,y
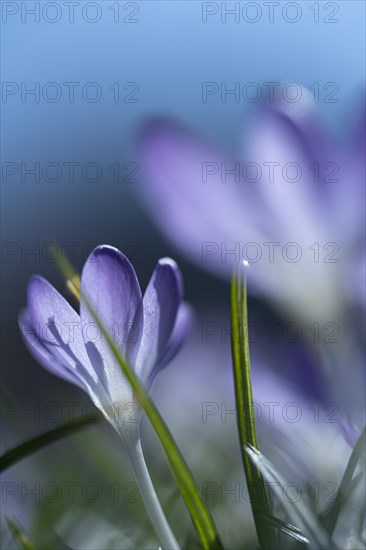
138,85 -> 365,323
18,245 -> 192,549
18,245 -> 192,434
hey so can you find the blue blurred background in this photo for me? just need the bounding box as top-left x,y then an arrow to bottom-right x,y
1,2 -> 365,546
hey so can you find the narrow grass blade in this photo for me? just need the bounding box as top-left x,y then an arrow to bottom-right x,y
245,445 -> 333,549
259,513 -> 309,544
6,518 -> 37,550
55,247 -> 223,550
230,264 -> 274,549
323,426 -> 365,537
0,413 -> 100,472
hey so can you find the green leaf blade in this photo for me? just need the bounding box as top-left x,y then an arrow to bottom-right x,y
0,413 -> 100,472
6,518 -> 37,550
230,266 -> 275,549
259,513 -> 309,545
323,427 -> 366,537
245,445 -> 333,549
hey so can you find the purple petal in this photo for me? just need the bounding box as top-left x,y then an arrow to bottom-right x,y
241,87 -> 353,318
26,275 -> 100,389
80,246 -> 142,404
147,302 -> 194,387
24,277 -> 116,413
138,119 -> 267,279
19,309 -> 84,390
245,86 -> 336,240
20,277 -> 124,424
250,84 -> 334,164
80,245 -> 143,359
135,258 -> 184,383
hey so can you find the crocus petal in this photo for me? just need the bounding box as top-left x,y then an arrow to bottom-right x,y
22,286 -> 113,418
80,245 -> 143,405
26,275 -> 100,390
147,302 -> 194,388
245,86 -> 333,239
135,258 -> 184,384
244,89 -> 348,320
138,119 -> 268,280
19,309 -> 85,390
80,245 -> 143,357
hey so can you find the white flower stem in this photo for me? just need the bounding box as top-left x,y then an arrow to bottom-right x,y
125,431 -> 180,550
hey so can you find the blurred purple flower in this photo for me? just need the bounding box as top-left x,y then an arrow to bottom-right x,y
138,86 -> 365,323
152,315 -> 351,482
18,245 -> 192,434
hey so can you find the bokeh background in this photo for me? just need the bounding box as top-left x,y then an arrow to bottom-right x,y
1,1 -> 365,548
